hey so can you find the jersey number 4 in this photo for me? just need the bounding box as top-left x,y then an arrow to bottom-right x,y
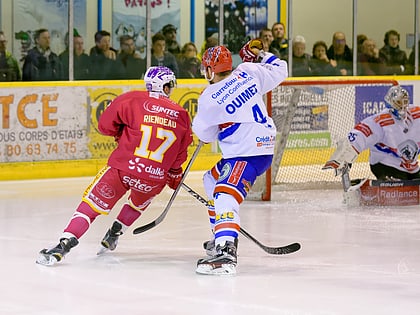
134,124 -> 176,163
252,104 -> 267,124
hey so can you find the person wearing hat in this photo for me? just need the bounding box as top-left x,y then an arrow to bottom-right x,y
162,24 -> 181,56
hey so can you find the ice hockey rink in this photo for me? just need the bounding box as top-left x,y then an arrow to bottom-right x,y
1,171 -> 420,315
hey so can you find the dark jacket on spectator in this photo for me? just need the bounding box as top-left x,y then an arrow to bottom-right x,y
59,49 -> 91,80
309,58 -> 341,76
89,46 -> 122,80
151,52 -> 179,77
289,54 -> 312,77
22,47 -> 63,81
357,52 -> 385,75
327,45 -> 353,75
116,52 -> 146,79
270,38 -> 288,59
379,45 -> 407,75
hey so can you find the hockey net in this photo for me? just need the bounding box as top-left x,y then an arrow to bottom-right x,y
248,78 -> 398,200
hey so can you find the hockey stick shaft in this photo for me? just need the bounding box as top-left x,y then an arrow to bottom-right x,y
133,141 -> 204,235
181,183 -> 301,255
341,163 -> 351,192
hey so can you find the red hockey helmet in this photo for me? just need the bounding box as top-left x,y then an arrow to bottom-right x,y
201,45 -> 233,75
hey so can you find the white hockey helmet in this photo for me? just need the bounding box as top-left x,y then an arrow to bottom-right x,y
384,85 -> 410,120
144,66 -> 177,94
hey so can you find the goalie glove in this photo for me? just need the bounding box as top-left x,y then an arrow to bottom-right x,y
322,138 -> 358,176
166,167 -> 183,190
239,39 -> 263,63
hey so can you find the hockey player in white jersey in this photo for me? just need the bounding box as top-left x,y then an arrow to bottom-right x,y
192,40 -> 288,275
324,85 -> 420,180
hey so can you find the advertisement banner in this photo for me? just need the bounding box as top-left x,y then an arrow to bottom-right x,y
0,82 -> 208,163
0,86 -> 88,162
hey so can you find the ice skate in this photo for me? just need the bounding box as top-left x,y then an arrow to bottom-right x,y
36,237 -> 79,266
97,221 -> 123,255
196,239 -> 238,275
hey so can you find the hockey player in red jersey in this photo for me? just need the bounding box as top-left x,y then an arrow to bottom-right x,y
192,40 -> 288,275
37,66 -> 193,266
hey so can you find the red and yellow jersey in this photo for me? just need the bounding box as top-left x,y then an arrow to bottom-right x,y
98,90 -> 193,182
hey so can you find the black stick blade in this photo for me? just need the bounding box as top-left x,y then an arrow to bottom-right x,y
133,222 -> 157,234
265,242 -> 301,255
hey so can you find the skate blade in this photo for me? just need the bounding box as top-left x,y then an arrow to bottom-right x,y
96,246 -> 110,255
36,253 -> 58,266
196,263 -> 236,275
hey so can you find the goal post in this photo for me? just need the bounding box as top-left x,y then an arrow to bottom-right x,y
248,78 -> 398,201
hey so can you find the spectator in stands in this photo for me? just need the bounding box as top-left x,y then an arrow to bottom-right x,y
310,40 -> 341,76
22,28 -> 63,81
357,34 -> 368,54
89,30 -> 121,80
259,27 -> 280,55
177,42 -> 201,78
289,35 -> 312,77
327,31 -> 353,75
151,32 -> 179,77
116,34 -> 146,79
0,31 -> 21,81
270,22 -> 288,59
379,29 -> 408,75
59,30 -> 90,80
162,24 -> 181,56
357,38 -> 384,76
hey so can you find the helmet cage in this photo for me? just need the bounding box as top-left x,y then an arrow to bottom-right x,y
384,86 -> 409,120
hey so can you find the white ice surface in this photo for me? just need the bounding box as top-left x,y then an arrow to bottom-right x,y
0,171 -> 420,315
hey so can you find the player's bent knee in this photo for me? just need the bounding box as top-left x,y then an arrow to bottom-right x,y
214,193 -> 240,214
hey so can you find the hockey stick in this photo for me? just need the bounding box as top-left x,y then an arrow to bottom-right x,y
341,163 -> 351,192
132,141 -> 204,235
181,182 -> 301,255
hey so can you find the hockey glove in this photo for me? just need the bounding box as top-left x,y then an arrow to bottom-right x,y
322,138 -> 358,176
239,39 -> 263,62
166,167 -> 183,190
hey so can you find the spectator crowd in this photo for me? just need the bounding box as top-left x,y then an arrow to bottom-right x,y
1,23 -> 419,82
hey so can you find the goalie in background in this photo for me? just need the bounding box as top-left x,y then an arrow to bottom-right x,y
36,66 -> 193,266
192,40 -> 288,275
323,85 -> 420,205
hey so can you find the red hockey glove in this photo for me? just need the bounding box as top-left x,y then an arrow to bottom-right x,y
239,39 -> 263,62
166,167 -> 183,190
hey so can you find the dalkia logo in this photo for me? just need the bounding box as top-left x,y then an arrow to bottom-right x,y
144,165 -> 164,178
128,158 -> 165,179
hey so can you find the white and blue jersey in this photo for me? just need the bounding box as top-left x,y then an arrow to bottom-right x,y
192,52 -> 288,158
